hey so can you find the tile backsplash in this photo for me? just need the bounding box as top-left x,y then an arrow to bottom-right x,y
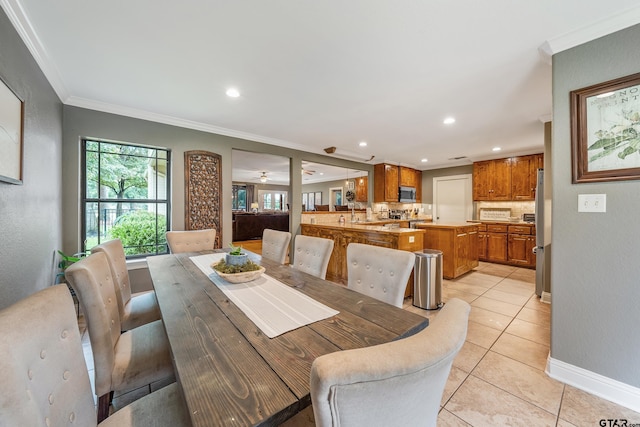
474,201 -> 535,220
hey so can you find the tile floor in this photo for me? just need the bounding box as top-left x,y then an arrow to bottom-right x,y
78,259 -> 640,425
404,261 -> 640,426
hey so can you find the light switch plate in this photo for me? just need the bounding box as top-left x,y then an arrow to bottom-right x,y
578,194 -> 606,213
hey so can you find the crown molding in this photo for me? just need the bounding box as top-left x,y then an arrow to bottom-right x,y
0,0 -> 69,100
540,4 -> 640,59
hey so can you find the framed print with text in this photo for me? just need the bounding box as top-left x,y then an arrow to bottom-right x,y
571,72 -> 640,183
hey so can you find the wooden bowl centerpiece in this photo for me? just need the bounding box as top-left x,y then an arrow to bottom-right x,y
212,257 -> 265,284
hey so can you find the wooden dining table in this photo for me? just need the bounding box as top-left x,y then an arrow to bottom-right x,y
147,250 -> 429,427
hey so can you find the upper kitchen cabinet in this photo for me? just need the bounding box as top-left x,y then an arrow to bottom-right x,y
355,175 -> 368,202
473,158 -> 512,200
374,164 -> 399,202
374,164 -> 422,203
473,153 -> 542,201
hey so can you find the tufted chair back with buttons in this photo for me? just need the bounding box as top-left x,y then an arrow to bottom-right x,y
261,228 -> 292,264
92,239 -> 161,331
292,235 -> 335,279
346,243 -> 416,308
65,252 -> 175,422
0,285 -> 96,426
166,228 -> 216,253
310,298 -> 470,427
0,284 -> 191,427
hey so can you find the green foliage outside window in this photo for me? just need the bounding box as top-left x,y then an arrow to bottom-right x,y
110,211 -> 168,256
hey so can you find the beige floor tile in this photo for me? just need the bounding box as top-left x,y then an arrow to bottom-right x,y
465,321 -> 503,349
437,408 -> 472,426
508,268 -> 536,283
471,296 -> 522,317
441,366 -> 469,406
478,264 -> 518,277
491,279 -> 535,297
556,418 -> 578,427
445,375 -> 557,426
491,333 -> 549,370
559,385 -> 640,426
453,341 -> 488,373
445,281 -> 489,296
455,272 -> 503,288
516,307 -> 551,329
504,318 -> 550,346
525,295 -> 551,313
468,306 -> 513,331
442,288 -> 480,304
471,351 -> 564,415
482,288 -> 530,306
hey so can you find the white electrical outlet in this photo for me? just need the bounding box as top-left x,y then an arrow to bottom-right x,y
409,236 -> 415,243
578,194 -> 606,213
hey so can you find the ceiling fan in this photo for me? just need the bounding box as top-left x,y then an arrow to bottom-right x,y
301,168 -> 315,175
258,171 -> 268,183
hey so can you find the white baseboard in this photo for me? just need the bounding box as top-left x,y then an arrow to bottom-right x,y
547,356 -> 640,413
541,291 -> 551,304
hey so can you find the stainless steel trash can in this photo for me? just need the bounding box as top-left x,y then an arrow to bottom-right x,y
413,249 -> 443,310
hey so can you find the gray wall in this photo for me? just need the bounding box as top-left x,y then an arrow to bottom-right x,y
0,9 -> 63,310
62,106 -> 372,253
420,165 -> 474,204
552,24 -> 640,387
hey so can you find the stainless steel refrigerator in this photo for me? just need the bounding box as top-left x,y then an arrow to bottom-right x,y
534,169 -> 544,296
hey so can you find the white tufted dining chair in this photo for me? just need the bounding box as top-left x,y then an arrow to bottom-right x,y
65,252 -> 176,422
310,298 -> 471,427
346,243 -> 416,308
291,235 -> 334,279
261,228 -> 292,264
166,228 -> 216,253
92,239 -> 161,331
0,284 -> 190,427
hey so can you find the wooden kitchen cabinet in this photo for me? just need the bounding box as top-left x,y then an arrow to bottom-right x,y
355,175 -> 368,202
485,224 -> 508,262
477,223 -> 488,260
375,164 -> 421,203
399,166 -> 418,187
507,224 -> 536,267
473,158 -> 512,200
374,163 -> 399,202
418,223 -> 479,279
511,154 -> 543,200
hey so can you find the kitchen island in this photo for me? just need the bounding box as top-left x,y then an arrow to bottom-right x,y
300,222 -> 425,296
415,222 -> 479,279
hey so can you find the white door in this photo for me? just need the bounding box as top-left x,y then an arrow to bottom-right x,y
433,174 -> 473,223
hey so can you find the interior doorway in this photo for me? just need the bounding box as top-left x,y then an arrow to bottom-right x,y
329,187 -> 343,211
433,174 -> 473,223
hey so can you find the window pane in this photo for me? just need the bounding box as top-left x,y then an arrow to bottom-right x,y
110,203 -> 168,256
84,202 -> 99,251
85,150 -> 99,198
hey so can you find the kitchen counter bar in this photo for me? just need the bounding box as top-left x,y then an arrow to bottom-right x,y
300,223 -> 425,295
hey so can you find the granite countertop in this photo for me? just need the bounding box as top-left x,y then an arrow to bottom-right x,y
470,220 -> 536,225
302,222 -> 425,234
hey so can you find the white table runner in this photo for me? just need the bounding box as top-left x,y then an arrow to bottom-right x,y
190,253 -> 339,338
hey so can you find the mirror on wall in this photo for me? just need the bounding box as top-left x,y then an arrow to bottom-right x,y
232,150 -> 290,212
301,160 -> 368,212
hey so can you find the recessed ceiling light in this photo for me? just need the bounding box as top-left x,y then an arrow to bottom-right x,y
359,141 -> 367,147
421,158 -> 428,163
443,117 -> 456,125
226,88 -> 240,98
492,147 -> 501,152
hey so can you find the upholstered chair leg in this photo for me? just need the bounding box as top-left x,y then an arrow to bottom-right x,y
97,391 -> 113,423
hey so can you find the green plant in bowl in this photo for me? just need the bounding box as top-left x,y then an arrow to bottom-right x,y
229,243 -> 243,255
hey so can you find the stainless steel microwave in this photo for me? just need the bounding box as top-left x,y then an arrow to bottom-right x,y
398,186 -> 416,203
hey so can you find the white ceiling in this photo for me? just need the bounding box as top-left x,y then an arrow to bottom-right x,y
4,0 -> 640,176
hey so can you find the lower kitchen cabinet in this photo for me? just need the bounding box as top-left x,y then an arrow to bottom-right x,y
486,224 -> 508,263
417,223 -> 479,279
477,222 -> 536,268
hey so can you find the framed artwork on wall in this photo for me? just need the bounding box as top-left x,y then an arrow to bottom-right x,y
571,72 -> 640,183
0,76 -> 24,185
